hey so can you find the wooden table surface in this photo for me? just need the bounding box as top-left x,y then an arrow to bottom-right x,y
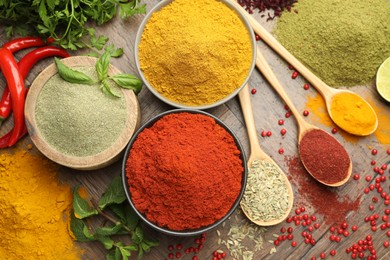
1,1 -> 390,259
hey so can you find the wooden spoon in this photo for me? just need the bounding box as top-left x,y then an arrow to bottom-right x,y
255,48 -> 352,187
229,0 -> 378,136
238,84 -> 293,226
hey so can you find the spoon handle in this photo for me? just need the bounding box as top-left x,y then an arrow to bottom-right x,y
238,84 -> 265,158
229,0 -> 336,97
255,47 -> 311,134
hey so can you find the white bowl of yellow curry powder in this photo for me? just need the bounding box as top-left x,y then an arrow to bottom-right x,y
135,0 -> 256,109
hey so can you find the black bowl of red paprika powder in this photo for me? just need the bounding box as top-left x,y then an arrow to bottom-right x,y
122,109 -> 248,236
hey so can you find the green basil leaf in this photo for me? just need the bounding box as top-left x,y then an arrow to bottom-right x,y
98,175 -> 126,210
115,247 -> 121,260
55,57 -> 95,84
69,212 -> 94,242
73,186 -> 98,219
110,74 -> 142,94
96,51 -> 111,81
101,80 -> 121,98
106,250 -> 116,260
123,245 -> 138,252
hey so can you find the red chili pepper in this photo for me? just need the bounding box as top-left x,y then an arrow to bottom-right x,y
2,37 -> 47,53
0,46 -> 70,147
0,48 -> 26,147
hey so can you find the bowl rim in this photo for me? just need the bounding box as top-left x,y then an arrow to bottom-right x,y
122,108 -> 248,236
25,56 -> 141,170
134,0 -> 257,110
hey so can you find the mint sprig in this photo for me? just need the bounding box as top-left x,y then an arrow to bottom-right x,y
70,176 -> 158,259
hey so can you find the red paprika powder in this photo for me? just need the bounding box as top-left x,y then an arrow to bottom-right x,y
299,129 -> 350,185
125,112 -> 244,231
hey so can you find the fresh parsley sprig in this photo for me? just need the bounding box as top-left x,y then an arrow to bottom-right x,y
70,176 -> 159,260
54,51 -> 142,97
0,0 -> 146,51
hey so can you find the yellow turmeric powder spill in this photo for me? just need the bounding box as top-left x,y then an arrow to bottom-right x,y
366,96 -> 390,144
138,0 -> 253,106
0,147 -> 80,259
305,93 -> 359,143
330,92 -> 377,136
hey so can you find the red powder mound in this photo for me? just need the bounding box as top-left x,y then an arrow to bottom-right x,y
285,156 -> 361,225
126,113 -> 243,231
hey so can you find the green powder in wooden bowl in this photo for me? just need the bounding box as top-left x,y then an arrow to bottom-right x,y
35,67 -> 127,157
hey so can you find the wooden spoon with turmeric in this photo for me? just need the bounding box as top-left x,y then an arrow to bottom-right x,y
255,48 -> 352,187
238,84 -> 293,226
228,0 -> 378,136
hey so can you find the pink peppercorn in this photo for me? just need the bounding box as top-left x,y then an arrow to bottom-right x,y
278,119 -> 284,125
331,128 -> 338,134
303,84 -> 310,90
281,129 -> 287,136
303,110 -> 309,116
372,149 -> 378,155
251,88 -> 257,95
292,71 -> 299,79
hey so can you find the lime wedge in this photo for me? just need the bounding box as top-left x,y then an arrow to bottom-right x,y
376,56 -> 390,102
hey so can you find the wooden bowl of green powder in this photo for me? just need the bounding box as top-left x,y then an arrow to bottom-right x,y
25,56 -> 141,170
135,0 -> 256,109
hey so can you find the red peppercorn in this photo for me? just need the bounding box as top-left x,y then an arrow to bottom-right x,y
278,148 -> 284,154
371,160 -> 376,165
168,245 -> 174,251
330,226 -> 336,233
295,208 -> 301,215
310,239 -> 316,245
366,176 -> 372,182
287,234 -> 294,240
335,236 -> 341,243
314,223 -> 320,229
374,166 -> 380,173
382,164 -> 388,170
329,235 -> 335,241
176,244 -> 183,250
274,240 -> 280,246
303,84 -> 310,90
281,227 -> 286,233
387,148 -> 390,154
383,215 -> 389,221
352,225 -> 358,231
353,174 -> 360,180
284,104 -> 290,110
168,253 -> 174,259
343,230 -> 350,237
255,34 -> 261,41
341,222 -> 348,229
372,149 -> 378,155
266,131 -> 272,137
251,88 -> 257,95
384,241 -> 390,247
369,205 -> 374,211
331,128 -> 338,134
285,112 -> 291,118
320,252 -> 326,259
386,209 -> 390,215
192,256 -> 198,260
303,110 -> 309,116
175,252 -> 181,258
292,71 -> 299,79
366,235 -> 373,241
291,241 -> 297,247
287,227 -> 293,233
278,119 -> 284,125
364,188 -> 370,194
261,131 -> 267,137
330,249 -> 336,256
281,128 -> 287,136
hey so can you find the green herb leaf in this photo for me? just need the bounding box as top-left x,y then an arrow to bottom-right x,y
124,204 -> 140,231
105,44 -> 124,58
110,74 -> 142,94
90,34 -> 109,51
108,204 -> 126,222
96,51 -> 111,81
119,1 -> 146,18
106,249 -> 116,260
96,234 -> 115,250
124,245 -> 138,252
101,79 -> 121,98
115,247 -> 122,260
70,212 -> 94,242
95,223 -> 124,236
131,226 -> 144,244
73,186 -> 99,219
55,57 -> 95,85
83,225 -> 95,241
119,247 -> 131,260
98,175 -> 127,210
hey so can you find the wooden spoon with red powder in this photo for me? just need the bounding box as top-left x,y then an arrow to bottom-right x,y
255,47 -> 352,187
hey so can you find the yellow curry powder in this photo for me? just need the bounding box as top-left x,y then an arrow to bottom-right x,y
330,92 -> 377,136
0,147 -> 80,259
138,0 -> 253,106
366,96 -> 390,144
305,93 -> 359,143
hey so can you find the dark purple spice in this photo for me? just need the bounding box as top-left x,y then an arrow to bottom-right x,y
238,0 -> 298,20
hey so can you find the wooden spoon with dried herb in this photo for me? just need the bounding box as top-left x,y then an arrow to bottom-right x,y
238,84 -> 294,226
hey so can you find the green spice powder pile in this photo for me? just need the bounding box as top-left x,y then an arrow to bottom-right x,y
274,0 -> 390,87
36,67 -> 127,157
